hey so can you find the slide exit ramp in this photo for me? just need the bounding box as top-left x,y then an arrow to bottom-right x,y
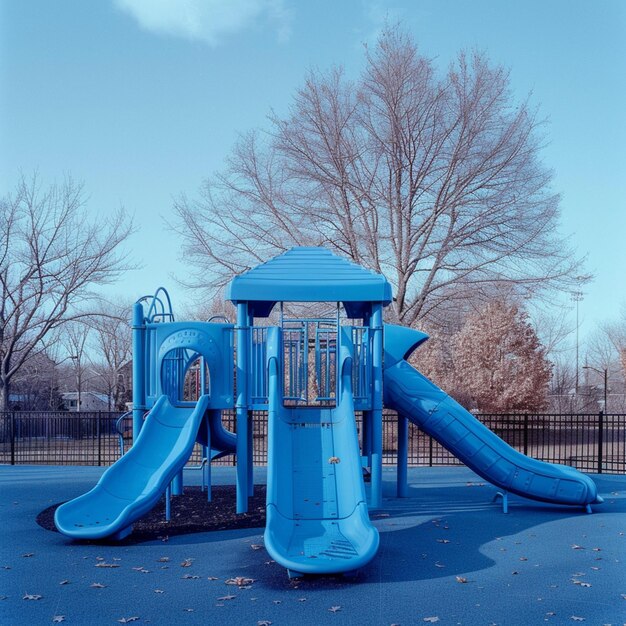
383,325 -> 602,510
55,395 -> 210,540
264,327 -> 379,576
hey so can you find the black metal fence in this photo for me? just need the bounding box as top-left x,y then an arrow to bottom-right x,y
1,410 -> 624,474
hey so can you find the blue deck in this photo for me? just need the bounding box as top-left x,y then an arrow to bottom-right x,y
1,465 -> 624,625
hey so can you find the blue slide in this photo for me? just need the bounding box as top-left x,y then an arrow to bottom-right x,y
263,328 -> 379,576
383,325 -> 602,509
55,395 -> 211,539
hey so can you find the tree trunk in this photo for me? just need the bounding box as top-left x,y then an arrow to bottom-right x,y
0,378 -> 9,411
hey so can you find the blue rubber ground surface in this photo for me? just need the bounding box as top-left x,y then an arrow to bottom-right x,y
1,465 -> 624,626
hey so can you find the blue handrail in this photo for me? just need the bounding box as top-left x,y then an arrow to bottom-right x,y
137,287 -> 175,323
114,410 -> 133,456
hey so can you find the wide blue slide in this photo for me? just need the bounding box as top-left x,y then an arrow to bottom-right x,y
263,327 -> 379,576
54,394 -> 211,539
383,324 -> 602,508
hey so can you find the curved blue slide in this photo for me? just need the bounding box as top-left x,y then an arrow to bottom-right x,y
55,395 -> 210,540
263,328 -> 379,576
383,325 -> 602,509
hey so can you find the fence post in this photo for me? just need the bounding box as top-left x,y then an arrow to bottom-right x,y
523,413 -> 529,456
428,435 -> 433,467
97,411 -> 102,467
597,410 -> 604,474
10,411 -> 16,466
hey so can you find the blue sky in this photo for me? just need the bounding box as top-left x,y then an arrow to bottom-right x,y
1,0 -> 625,340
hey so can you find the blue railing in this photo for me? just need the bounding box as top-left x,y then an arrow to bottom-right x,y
138,287 -> 175,324
250,326 -> 269,405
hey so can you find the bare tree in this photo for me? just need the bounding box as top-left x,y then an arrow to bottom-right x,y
89,304 -> 133,410
10,351 -> 62,410
59,321 -> 93,409
172,26 -> 586,325
0,173 -> 134,410
604,307 -> 626,375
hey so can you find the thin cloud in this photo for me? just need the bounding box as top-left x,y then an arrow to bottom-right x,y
114,0 -> 292,46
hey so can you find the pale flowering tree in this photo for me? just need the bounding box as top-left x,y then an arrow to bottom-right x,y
172,25 -> 586,327
453,300 -> 552,412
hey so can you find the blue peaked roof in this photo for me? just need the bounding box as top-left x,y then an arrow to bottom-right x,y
226,247 -> 392,317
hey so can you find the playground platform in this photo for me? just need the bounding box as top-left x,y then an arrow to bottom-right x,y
1,465 -> 624,626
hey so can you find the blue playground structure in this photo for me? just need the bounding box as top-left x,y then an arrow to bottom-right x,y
55,247 -> 602,577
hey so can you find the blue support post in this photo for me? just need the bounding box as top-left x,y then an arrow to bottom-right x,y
397,413 -> 408,497
370,304 -> 383,509
200,358 -> 211,501
172,472 -> 183,495
236,302 -> 249,513
247,311 -> 255,497
131,302 -> 146,443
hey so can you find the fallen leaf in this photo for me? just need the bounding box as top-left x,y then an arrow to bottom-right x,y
328,606 -> 342,613
298,598 -> 307,602
207,577 -> 219,581
22,553 -> 34,558
258,622 -> 272,626
59,580 -> 70,585
95,563 -> 119,568
23,594 -> 43,600
250,544 -> 263,551
591,547 -> 601,552
434,562 -> 445,568
436,539 -> 450,544
424,618 -> 440,624
217,595 -> 236,601
225,577 -> 255,586
571,545 -> 585,550
52,616 -> 65,623
182,574 -> 200,580
180,559 -> 193,567
90,583 -> 106,589
117,618 -> 139,624
272,600 -> 282,604
157,557 -> 170,562
519,557 -> 528,561
511,571 -> 519,575
154,589 -> 165,594
455,576 -> 469,584
183,608 -> 193,612
328,456 -> 340,464
570,617 -> 584,622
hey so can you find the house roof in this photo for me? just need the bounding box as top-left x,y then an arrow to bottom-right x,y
226,247 -> 392,317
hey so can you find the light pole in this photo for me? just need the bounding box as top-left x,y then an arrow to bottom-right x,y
582,365 -> 608,414
571,290 -> 584,394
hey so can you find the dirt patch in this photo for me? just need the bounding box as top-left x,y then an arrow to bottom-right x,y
36,485 -> 267,543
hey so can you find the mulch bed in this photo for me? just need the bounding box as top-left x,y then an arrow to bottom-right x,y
37,485 -> 267,544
